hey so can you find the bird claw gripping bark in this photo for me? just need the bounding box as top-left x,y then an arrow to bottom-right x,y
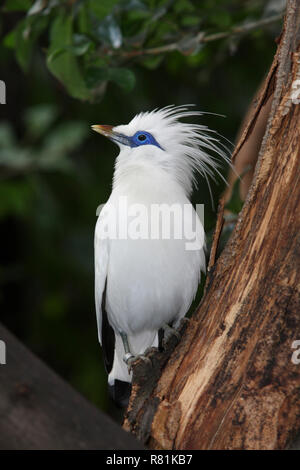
162,323 -> 181,349
123,353 -> 152,373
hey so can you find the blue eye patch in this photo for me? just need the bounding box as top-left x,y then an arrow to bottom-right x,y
130,131 -> 163,150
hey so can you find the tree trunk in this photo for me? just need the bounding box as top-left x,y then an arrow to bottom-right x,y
123,0 -> 300,450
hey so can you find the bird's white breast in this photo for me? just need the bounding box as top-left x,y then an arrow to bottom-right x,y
95,161 -> 205,336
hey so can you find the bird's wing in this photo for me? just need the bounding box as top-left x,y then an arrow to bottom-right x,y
94,212 -> 115,374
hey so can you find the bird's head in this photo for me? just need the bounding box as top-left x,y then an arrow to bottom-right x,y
92,105 -> 231,196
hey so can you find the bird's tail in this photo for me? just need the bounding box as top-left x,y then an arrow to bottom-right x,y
108,330 -> 158,407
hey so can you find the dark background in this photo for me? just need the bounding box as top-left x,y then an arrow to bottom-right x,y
0,0 -> 280,416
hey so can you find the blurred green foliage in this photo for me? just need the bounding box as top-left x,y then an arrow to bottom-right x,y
0,0 -> 282,416
2,0 -> 283,100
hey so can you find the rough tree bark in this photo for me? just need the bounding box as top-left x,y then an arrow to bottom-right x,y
123,0 -> 300,450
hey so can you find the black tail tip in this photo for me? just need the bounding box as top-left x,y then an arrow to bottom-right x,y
108,379 -> 131,408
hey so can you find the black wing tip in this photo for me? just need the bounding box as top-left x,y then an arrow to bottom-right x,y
101,279 -> 115,374
108,379 -> 131,408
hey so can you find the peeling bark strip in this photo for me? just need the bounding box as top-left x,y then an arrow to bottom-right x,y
124,0 -> 300,450
207,196 -> 225,273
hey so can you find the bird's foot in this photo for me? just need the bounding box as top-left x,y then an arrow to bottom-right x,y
179,317 -> 190,327
123,352 -> 152,373
162,323 -> 181,349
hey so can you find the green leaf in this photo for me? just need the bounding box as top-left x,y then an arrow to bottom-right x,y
86,66 -> 136,92
47,36 -> 93,63
48,35 -> 94,60
108,68 -> 136,91
125,9 -> 151,22
181,15 -> 200,27
88,0 -> 119,20
85,65 -> 135,92
77,2 -> 90,34
14,15 -> 48,71
3,29 -> 16,49
14,20 -> 33,71
85,67 -> 108,89
173,0 -> 195,14
4,0 -> 31,11
24,104 -> 59,139
0,122 -> 16,148
47,14 -> 90,100
42,121 -> 88,154
210,10 -> 232,29
37,121 -> 88,171
37,151 -> 73,172
0,147 -> 34,169
140,54 -> 164,70
72,34 -> 94,55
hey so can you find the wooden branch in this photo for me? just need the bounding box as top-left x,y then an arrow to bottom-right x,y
124,0 -> 300,450
105,13 -> 283,59
0,323 -> 143,450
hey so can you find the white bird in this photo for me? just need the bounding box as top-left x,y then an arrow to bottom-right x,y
92,105 -> 229,407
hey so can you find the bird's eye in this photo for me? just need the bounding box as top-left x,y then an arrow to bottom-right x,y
131,130 -> 162,149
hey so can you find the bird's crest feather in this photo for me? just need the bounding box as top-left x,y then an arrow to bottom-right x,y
119,105 -> 232,198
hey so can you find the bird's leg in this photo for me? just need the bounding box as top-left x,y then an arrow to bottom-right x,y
120,331 -> 133,363
162,322 -> 181,349
120,332 -> 152,372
